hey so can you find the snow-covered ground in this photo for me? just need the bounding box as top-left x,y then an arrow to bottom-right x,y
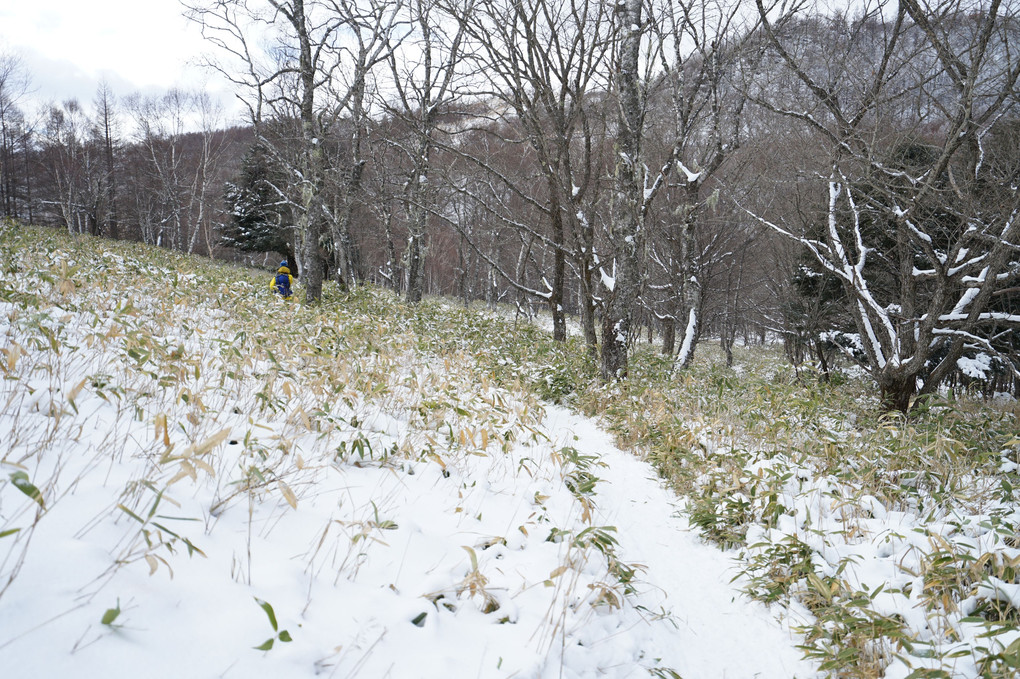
8,232 -> 1019,679
544,407 -> 815,678
0,243 -> 816,678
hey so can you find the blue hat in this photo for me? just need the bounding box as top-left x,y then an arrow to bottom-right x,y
280,260 -> 288,267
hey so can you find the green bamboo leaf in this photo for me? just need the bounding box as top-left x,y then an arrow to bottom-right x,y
253,638 -> 274,651
278,630 -> 292,642
254,597 -> 278,632
117,504 -> 145,524
101,600 -> 121,626
9,472 -> 44,509
0,528 -> 21,538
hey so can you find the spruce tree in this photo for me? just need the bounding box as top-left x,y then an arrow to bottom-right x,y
222,142 -> 295,270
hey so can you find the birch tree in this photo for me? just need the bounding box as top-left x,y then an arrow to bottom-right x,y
41,100 -> 104,235
127,90 -> 225,253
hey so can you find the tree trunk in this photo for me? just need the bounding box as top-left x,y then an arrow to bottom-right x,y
297,0 -> 324,303
298,148 -> 325,303
673,184 -> 702,371
550,214 -> 566,341
880,373 -> 915,414
404,127 -> 432,304
405,229 -> 426,304
576,221 -> 599,362
661,318 -> 676,355
333,74 -> 368,290
578,257 -> 599,363
814,337 -> 830,382
600,0 -> 644,381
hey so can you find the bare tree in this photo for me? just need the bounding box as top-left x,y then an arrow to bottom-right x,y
94,81 -> 121,239
187,93 -> 229,255
0,51 -> 31,220
383,0 -> 467,304
644,0 -> 761,370
41,100 -> 106,235
127,90 -> 195,250
186,0 -> 405,302
749,0 -> 1020,411
443,0 -> 614,348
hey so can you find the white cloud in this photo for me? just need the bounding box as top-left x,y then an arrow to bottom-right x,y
1,0 -> 241,122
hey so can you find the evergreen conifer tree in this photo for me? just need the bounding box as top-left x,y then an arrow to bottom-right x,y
222,142 -> 295,270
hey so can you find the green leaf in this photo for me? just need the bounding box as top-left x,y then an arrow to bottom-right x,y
0,528 -> 22,538
117,503 -> 145,524
9,471 -> 44,509
101,600 -> 121,626
277,630 -> 292,642
151,522 -> 181,539
253,638 -> 274,651
254,597 -> 278,632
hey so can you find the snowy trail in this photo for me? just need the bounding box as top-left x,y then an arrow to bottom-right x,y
544,406 -> 818,678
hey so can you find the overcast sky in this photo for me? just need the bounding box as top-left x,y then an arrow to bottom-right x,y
0,0 -> 240,121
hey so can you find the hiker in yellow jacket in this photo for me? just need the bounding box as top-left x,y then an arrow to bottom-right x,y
270,261 -> 294,300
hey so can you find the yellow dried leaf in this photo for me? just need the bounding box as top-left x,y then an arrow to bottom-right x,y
5,344 -> 21,373
155,413 -> 170,446
68,377 -> 88,402
296,454 -> 306,469
167,468 -> 191,486
279,481 -> 298,509
193,457 -> 216,477
549,565 -> 568,579
186,428 -> 231,457
145,554 -> 159,575
481,429 -> 489,448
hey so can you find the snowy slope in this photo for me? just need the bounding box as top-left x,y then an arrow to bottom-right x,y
0,235 -> 817,678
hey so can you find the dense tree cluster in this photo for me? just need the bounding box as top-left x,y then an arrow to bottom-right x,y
1,0 -> 1017,410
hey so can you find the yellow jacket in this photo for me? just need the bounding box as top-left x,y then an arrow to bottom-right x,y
271,266 -> 294,300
